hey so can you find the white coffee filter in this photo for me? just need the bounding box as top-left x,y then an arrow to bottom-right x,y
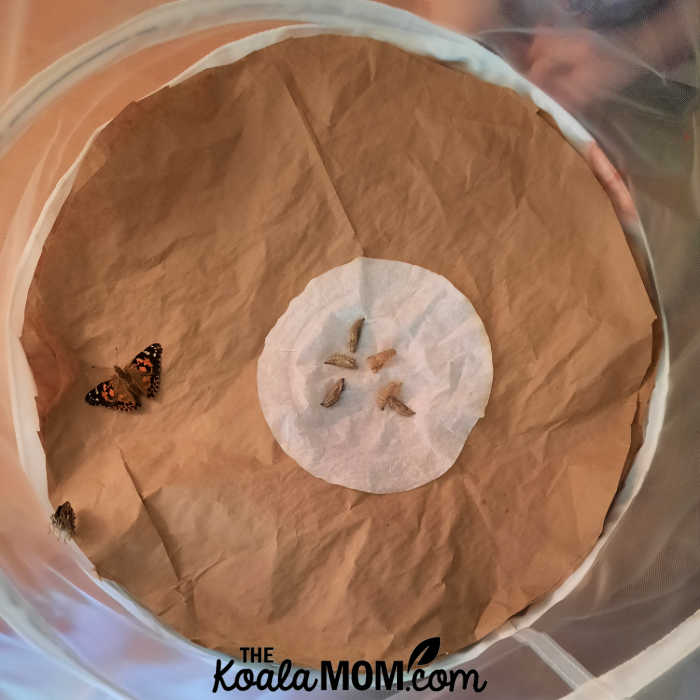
257,257 -> 493,493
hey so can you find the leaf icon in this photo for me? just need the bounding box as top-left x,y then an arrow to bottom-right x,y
407,637 -> 440,671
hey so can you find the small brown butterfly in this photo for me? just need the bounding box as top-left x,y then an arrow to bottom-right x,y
50,501 -> 76,540
85,343 -> 162,411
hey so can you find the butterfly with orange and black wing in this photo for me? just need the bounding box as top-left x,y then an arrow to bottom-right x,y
85,343 -> 162,411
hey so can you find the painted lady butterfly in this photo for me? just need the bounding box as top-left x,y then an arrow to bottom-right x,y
51,501 -> 76,540
85,343 -> 162,411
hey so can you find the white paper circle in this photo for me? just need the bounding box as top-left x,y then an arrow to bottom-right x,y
257,258 -> 493,493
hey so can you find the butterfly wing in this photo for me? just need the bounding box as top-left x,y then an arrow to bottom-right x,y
51,502 -> 76,539
127,342 -> 162,398
85,376 -> 139,411
53,502 -> 76,534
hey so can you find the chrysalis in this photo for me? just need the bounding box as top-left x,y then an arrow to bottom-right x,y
321,378 -> 346,407
348,318 -> 365,353
386,395 -> 415,417
324,353 -> 358,369
367,348 -> 396,373
376,381 -> 403,410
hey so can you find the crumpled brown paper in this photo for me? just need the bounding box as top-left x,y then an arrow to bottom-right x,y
21,35 -> 656,667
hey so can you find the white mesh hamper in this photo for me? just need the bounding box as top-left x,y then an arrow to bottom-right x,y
0,2 -> 698,698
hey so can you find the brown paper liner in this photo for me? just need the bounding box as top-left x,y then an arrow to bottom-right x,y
22,36 -> 656,667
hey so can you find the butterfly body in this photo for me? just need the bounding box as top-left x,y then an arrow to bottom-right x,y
85,343 -> 162,411
114,365 -> 146,398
